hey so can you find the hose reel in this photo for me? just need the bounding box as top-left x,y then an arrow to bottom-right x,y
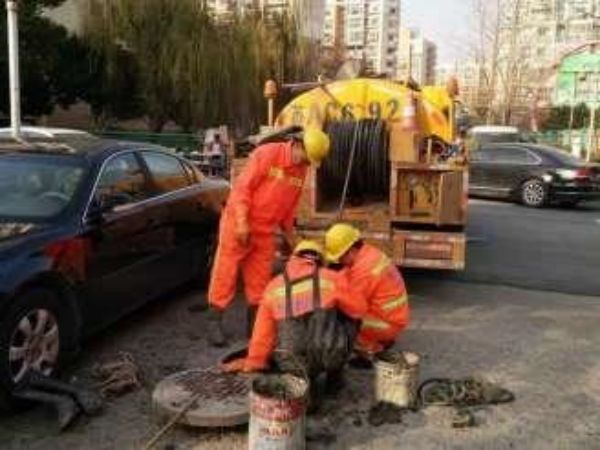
319,119 -> 390,210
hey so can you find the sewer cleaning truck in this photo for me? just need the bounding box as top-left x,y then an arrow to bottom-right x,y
234,77 -> 468,270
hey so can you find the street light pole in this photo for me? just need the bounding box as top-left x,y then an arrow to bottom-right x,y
6,0 -> 21,139
587,76 -> 598,163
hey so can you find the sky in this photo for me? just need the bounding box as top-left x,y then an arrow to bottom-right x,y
403,0 -> 473,64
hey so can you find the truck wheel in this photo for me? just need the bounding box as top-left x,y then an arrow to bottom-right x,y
520,179 -> 547,208
0,288 -> 78,411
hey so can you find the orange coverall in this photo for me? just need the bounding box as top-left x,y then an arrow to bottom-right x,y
244,257 -> 368,370
208,142 -> 308,310
349,243 -> 410,353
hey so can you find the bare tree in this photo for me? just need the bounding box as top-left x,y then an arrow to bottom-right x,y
468,0 -> 501,123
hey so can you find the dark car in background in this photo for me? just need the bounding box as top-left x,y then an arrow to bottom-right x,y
469,143 -> 600,207
0,132 -> 228,406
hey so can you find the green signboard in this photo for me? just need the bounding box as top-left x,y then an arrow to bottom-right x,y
554,52 -> 600,106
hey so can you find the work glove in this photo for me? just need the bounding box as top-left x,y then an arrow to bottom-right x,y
234,206 -> 250,247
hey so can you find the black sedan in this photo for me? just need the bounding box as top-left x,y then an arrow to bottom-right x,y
469,144 -> 600,207
0,136 -> 228,406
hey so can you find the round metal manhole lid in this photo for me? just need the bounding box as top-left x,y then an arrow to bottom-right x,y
152,367 -> 253,428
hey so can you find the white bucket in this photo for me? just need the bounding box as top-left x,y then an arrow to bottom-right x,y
248,374 -> 308,450
374,351 -> 420,408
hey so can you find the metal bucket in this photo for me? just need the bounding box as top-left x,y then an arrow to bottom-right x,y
248,374 -> 308,450
374,351 -> 420,408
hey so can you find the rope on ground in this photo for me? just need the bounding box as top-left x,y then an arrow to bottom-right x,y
416,377 -> 515,429
92,352 -> 142,397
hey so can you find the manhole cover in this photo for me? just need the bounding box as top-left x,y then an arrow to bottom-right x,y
152,367 -> 253,427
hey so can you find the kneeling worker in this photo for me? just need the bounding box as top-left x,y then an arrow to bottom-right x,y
222,240 -> 367,394
325,224 -> 410,355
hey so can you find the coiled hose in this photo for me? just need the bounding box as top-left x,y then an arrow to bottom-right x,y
318,120 -> 389,209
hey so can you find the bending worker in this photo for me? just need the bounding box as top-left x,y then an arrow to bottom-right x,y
325,223 -> 410,355
222,240 -> 367,401
206,128 -> 331,347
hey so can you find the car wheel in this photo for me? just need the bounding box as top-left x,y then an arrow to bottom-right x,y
520,179 -> 547,208
0,288 -> 78,411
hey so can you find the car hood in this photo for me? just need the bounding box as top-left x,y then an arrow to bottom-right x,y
0,222 -> 38,242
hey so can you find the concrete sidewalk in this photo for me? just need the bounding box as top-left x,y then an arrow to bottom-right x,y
1,279 -> 598,449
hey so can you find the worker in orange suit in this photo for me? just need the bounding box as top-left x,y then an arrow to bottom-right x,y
325,223 -> 410,357
222,240 -> 367,401
206,129 -> 331,347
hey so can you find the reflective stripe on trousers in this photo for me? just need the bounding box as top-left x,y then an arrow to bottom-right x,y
362,316 -> 391,330
381,294 -> 408,312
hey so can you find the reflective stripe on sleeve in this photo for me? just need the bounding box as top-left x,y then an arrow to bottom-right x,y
371,255 -> 392,276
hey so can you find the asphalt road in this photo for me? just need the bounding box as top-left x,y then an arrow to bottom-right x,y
445,198 -> 600,296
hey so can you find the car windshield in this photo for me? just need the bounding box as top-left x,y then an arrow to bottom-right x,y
0,155 -> 86,222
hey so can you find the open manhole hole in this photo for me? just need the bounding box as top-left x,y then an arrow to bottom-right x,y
152,367 -> 253,427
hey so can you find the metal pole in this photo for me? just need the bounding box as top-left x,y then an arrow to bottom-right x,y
588,76 -> 598,163
6,0 -> 21,139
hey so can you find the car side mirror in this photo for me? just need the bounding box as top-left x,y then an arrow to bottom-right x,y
86,193 -> 130,225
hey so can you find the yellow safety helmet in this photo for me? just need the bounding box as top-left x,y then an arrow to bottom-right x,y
325,223 -> 361,263
302,128 -> 331,168
293,239 -> 324,257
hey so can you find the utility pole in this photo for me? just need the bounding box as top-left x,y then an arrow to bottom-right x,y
6,0 -> 21,139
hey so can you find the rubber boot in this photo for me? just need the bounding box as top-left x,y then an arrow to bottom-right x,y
13,388 -> 80,430
206,308 -> 227,348
246,306 -> 258,339
324,369 -> 345,396
25,372 -> 104,417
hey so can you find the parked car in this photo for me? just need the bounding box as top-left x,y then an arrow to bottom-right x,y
467,126 -> 531,151
0,131 -> 229,407
469,143 -> 600,207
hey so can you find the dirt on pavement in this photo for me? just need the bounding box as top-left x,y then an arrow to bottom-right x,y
1,279 -> 599,450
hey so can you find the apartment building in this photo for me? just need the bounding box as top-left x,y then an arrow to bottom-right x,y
495,0 -> 600,120
207,0 -> 324,37
500,0 -> 600,72
322,0 -> 402,77
396,28 -> 437,85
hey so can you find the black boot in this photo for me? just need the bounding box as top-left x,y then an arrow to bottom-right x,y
13,388 -> 80,430
325,369 -> 345,396
206,308 -> 227,348
25,372 -> 104,417
246,306 -> 258,339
